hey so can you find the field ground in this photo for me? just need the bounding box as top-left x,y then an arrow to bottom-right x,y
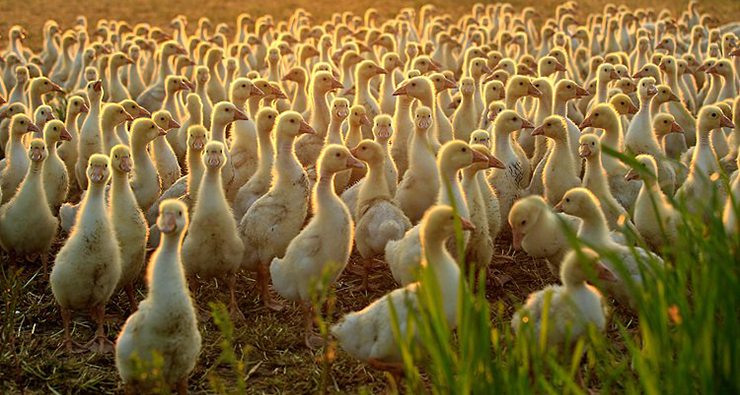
0,0 -> 737,393
0,0 -> 739,50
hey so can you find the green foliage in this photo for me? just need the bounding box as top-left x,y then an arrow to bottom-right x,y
389,148 -> 740,394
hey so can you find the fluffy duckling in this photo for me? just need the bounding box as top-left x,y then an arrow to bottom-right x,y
115,200 -> 201,394
76,80 -> 104,190
210,101 -> 249,192
487,110 -> 534,231
0,139 -> 58,276
58,96 -> 88,192
183,141 -> 245,320
131,118 -> 167,212
352,139 -> 412,290
174,94 -> 204,164
512,248 -> 611,347
626,155 -> 680,252
580,104 -> 641,211
151,110 -> 182,191
100,103 -> 135,157
533,115 -> 581,206
676,106 -> 734,216
556,188 -> 663,310
395,106 -> 439,223
625,78 -> 662,156
341,115 -> 397,219
509,195 -> 580,276
345,105 -> 371,184
390,79 -> 415,179
41,120 -> 72,212
333,206 -> 473,383
463,144 -> 505,267
452,77 -> 478,143
1,114 -> 39,204
386,140 -> 488,286
239,111 -> 314,311
326,98 -> 352,192
651,114 -> 684,196
51,154 -> 121,353
579,134 -> 635,232
109,145 -> 148,311
271,145 -> 362,348
233,107 -> 279,220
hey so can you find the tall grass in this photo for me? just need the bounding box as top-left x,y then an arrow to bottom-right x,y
390,149 -> 740,394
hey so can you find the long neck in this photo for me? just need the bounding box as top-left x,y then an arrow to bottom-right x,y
274,132 -> 301,186
313,171 -> 341,218
211,121 -> 227,142
254,130 -> 274,178
584,154 -> 609,193
358,159 -> 390,204
111,170 -> 137,207
437,164 -> 467,217
158,53 -> 173,82
17,162 -> 44,200
198,167 -> 226,208
80,182 -> 107,225
148,231 -> 190,304
577,205 -> 611,244
186,149 -> 204,195
312,88 -> 330,123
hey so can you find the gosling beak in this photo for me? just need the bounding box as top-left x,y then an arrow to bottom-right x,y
720,114 -> 735,128
392,83 -> 408,96
472,149 -> 488,163
460,217 -> 475,231
488,155 -> 505,169
670,121 -> 683,134
359,114 -> 371,126
124,113 -> 135,122
234,109 -> 249,121
250,85 -> 265,96
138,107 -> 151,118
375,66 -> 388,75
119,155 -> 132,172
168,118 -> 181,130
182,80 -> 195,91
579,144 -> 591,157
631,71 -> 644,79
299,120 -> 316,135
579,116 -> 593,129
158,211 -> 177,234
512,227 -> 523,250
376,125 -> 391,139
192,137 -> 205,150
27,122 -> 40,134
50,82 -> 65,93
444,77 -> 457,89
346,154 -> 365,169
628,102 -> 639,114
30,147 -> 43,161
596,263 -> 617,282
554,201 -> 564,212
610,70 -> 620,80
90,166 -> 105,182
527,84 -> 543,97
555,61 -> 567,72
521,119 -> 535,129
487,111 -> 499,122
207,151 -> 221,167
530,125 -> 545,136
448,101 -> 459,110
59,127 -> 72,141
575,85 -> 590,98
157,126 -> 167,136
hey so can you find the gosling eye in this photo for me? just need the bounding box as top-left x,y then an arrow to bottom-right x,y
566,198 -> 570,202
521,220 -> 526,225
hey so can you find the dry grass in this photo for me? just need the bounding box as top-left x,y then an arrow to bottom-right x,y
0,235 -> 561,394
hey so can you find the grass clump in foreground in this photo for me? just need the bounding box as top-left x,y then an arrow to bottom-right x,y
388,153 -> 740,394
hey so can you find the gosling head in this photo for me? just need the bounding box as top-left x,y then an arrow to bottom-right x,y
187,125 -> 208,151
318,144 -> 364,175
152,110 -> 181,132
10,114 -> 39,136
28,138 -> 47,163
373,115 -> 393,141
509,196 -> 548,250
43,120 -> 72,144
87,154 -> 111,185
204,141 -> 226,169
110,144 -> 133,173
277,111 -> 315,137
157,199 -> 189,235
